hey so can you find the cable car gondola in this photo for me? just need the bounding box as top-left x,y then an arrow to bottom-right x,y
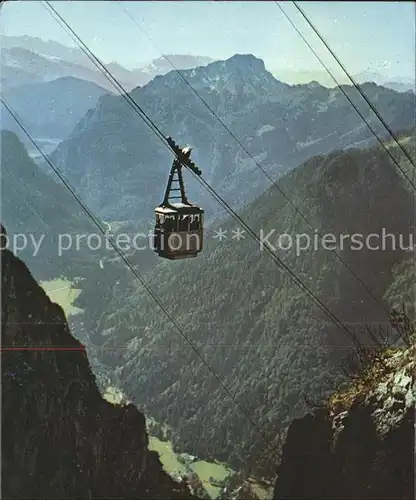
153,138 -> 204,260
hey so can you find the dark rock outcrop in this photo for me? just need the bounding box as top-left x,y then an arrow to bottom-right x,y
1,241 -> 195,499
273,348 -> 415,500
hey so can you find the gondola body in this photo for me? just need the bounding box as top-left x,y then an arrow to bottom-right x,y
154,203 -> 204,260
153,138 -> 204,260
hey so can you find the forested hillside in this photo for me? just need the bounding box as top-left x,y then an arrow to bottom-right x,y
1,77 -> 110,147
0,130 -> 108,280
73,135 -> 415,477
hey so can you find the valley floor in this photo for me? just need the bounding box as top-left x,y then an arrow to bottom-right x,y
40,278 -> 83,316
104,385 -> 271,500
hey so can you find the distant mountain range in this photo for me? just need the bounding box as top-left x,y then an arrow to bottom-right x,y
49,53 -> 415,227
2,34 -> 413,162
2,36 -> 415,237
2,35 -> 415,233
3,35 -> 413,93
272,68 -> 415,93
0,35 -> 215,154
1,45 -> 113,90
1,35 -> 214,91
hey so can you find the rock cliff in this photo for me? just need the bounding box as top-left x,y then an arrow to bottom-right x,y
274,333 -> 415,500
1,228 -> 195,499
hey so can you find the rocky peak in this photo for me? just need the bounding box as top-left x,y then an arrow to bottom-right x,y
140,53 -> 284,98
212,53 -> 266,73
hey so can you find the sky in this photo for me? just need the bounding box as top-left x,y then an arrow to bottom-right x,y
1,1 -> 415,83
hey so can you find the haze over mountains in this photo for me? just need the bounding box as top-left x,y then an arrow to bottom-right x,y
276,68 -> 415,94
3,35 -> 414,92
0,35 -> 214,155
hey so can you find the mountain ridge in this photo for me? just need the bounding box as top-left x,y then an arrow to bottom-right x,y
50,52 -> 415,228
1,76 -> 111,147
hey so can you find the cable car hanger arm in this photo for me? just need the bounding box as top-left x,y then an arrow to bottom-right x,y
166,136 -> 202,176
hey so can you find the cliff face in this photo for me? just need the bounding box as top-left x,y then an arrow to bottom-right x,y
1,237 -> 194,499
273,343 -> 415,500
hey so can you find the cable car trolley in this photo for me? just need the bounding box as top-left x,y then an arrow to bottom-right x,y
153,137 -> 204,260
